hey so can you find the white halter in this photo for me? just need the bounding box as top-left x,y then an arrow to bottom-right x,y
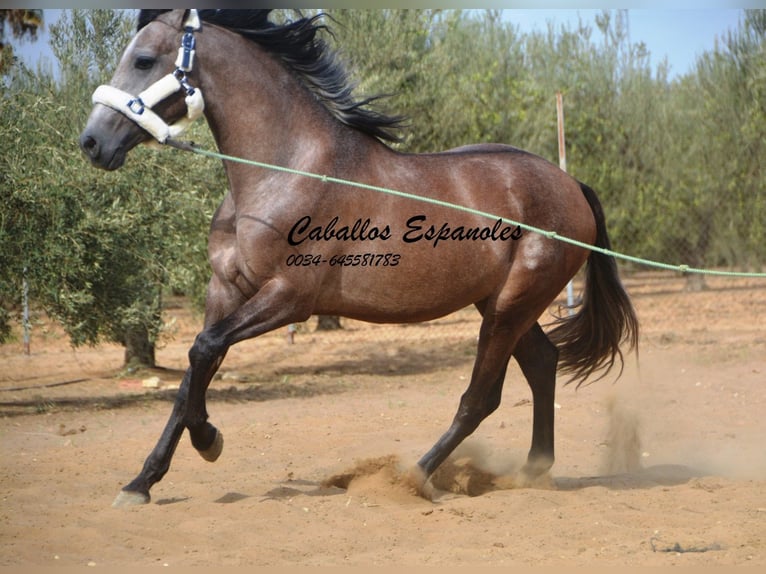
91,10 -> 205,144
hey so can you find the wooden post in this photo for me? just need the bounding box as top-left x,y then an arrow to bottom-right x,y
22,267 -> 30,355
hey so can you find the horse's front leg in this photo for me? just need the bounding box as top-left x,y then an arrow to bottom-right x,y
112,366 -> 201,507
113,278 -> 310,507
184,336 -> 227,461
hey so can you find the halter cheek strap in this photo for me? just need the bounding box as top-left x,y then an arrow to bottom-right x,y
91,10 -> 205,144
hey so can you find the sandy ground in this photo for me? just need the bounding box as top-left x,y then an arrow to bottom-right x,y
1,275 -> 764,566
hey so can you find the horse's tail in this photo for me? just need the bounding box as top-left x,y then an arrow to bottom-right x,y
547,182 -> 639,387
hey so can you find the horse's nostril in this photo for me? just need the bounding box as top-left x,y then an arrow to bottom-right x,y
79,134 -> 100,159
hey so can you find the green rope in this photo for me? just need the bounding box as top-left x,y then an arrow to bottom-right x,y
167,139 -> 766,279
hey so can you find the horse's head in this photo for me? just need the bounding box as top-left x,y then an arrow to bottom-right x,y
79,9 -> 205,170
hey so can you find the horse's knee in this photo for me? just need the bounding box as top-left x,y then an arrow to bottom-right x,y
188,330 -> 221,366
182,331 -> 225,434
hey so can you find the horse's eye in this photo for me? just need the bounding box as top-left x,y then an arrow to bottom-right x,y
134,56 -> 156,71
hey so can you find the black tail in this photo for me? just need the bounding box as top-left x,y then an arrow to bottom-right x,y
547,182 -> 639,387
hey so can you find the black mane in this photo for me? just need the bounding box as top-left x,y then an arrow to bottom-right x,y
138,9 -> 405,143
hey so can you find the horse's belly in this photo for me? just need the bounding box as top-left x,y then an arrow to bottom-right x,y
314,242 -> 510,323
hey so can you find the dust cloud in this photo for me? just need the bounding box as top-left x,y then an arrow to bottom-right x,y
600,382 -> 766,483
600,393 -> 644,475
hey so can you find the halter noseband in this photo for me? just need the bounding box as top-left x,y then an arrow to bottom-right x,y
91,10 -> 205,144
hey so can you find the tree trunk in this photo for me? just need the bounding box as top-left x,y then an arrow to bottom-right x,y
316,315 -> 342,331
123,327 -> 156,369
684,214 -> 711,292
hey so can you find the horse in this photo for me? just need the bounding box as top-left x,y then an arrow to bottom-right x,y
79,9 -> 638,507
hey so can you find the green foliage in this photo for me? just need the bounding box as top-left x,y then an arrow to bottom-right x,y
1,10 -> 224,358
331,9 -> 764,272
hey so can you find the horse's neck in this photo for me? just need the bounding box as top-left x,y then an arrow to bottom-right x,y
199,44 -> 356,191
201,73 -> 299,162
198,39 -> 327,163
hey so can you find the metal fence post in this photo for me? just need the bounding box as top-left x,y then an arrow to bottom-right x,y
557,92 -> 575,316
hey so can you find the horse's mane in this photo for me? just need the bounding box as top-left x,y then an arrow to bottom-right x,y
138,9 -> 406,143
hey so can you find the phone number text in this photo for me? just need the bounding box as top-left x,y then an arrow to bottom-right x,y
285,253 -> 401,267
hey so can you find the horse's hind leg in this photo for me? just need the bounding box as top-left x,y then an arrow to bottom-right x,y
470,306 -> 559,477
512,322 -> 559,480
416,310 -> 522,479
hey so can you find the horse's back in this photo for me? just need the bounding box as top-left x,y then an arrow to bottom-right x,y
388,142 -> 595,242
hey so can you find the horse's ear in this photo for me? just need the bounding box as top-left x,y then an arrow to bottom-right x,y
138,9 -> 187,31
137,10 -> 173,31
162,9 -> 189,28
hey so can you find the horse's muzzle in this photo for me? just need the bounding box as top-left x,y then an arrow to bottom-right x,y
79,130 -> 127,171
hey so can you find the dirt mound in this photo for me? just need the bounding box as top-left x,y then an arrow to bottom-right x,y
322,454 -> 431,501
322,446 -> 554,501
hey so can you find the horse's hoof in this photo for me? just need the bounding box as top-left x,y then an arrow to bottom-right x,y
517,457 -> 555,488
406,464 -> 434,501
198,429 -> 223,462
112,489 -> 150,508
520,456 -> 554,478
515,468 -> 554,488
